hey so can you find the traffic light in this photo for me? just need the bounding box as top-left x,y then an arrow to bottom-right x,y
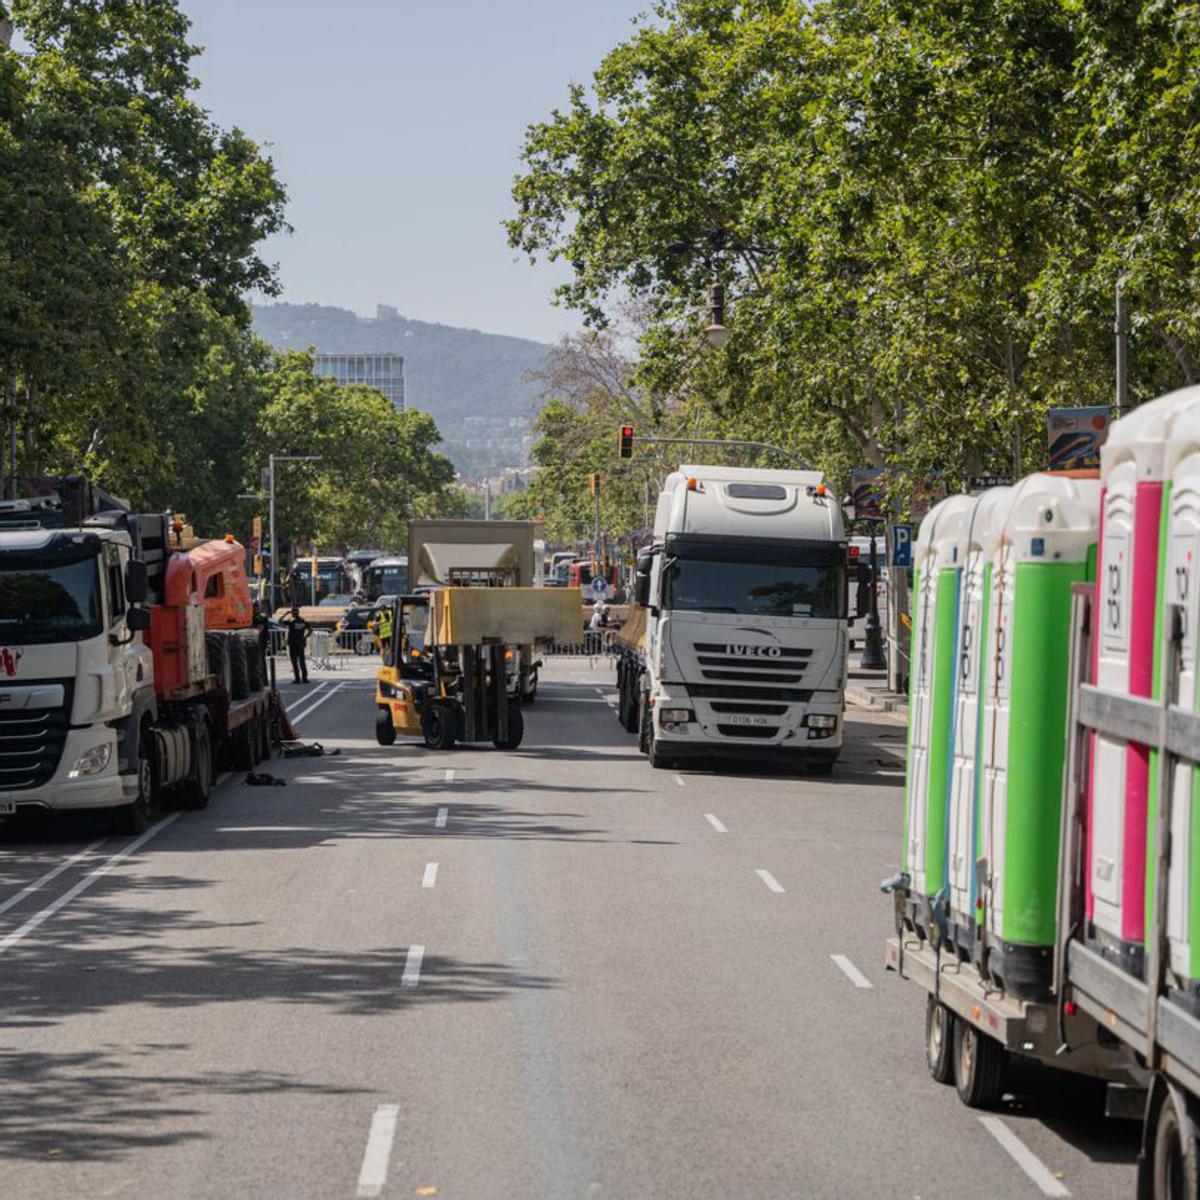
588,473 -> 602,494
619,425 -> 634,459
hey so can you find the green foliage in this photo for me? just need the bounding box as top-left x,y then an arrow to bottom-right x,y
510,0 -> 1200,509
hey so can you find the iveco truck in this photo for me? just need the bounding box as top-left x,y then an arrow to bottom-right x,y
613,465 -> 849,771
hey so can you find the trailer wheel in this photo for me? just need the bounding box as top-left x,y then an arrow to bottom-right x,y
1152,1091 -> 1200,1200
376,705 -> 396,746
953,1018 -> 1006,1108
257,711 -> 272,762
179,721 -> 213,810
205,633 -> 233,694
925,995 -> 956,1085
422,703 -> 458,751
244,633 -> 265,691
228,635 -> 250,701
494,699 -> 525,750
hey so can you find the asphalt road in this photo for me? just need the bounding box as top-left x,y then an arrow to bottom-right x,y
0,656 -> 1140,1199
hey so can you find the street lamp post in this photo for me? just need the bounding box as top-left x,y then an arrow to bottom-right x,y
842,495 -> 887,672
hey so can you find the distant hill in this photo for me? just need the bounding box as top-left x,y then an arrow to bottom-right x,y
251,302 -> 550,479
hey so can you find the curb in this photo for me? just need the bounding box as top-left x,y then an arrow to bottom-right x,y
846,686 -> 908,717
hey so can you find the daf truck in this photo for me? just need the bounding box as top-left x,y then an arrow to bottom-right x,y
613,465 -> 849,771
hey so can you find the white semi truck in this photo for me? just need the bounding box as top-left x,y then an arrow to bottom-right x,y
613,465 -> 850,771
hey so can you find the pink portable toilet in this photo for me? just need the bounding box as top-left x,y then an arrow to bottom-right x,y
1089,386 -> 1200,975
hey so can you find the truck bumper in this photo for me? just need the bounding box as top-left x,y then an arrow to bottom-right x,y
0,727 -> 131,814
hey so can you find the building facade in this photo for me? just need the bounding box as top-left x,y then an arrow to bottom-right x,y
314,353 -> 405,411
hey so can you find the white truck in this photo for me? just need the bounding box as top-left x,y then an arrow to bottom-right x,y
613,465 -> 850,771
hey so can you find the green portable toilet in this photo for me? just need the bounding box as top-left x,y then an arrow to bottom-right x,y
947,487 -> 1012,961
980,472 -> 1099,999
904,493 -> 976,938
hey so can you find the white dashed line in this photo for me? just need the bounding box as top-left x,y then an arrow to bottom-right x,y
356,1103 -> 400,1198
756,869 -> 785,894
284,680 -> 328,713
979,1116 -> 1070,1197
0,839 -> 106,918
422,862 -> 439,889
435,806 -> 449,829
444,768 -> 455,783
673,773 -> 686,787
830,954 -> 873,989
290,681 -> 346,725
402,944 -> 425,988
704,813 -> 727,833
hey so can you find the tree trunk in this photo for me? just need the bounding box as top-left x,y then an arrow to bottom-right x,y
1160,328 -> 1200,387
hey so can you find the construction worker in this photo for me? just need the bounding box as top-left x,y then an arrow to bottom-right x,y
284,606 -> 311,684
375,603 -> 394,662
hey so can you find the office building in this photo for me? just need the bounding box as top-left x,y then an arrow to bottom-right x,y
314,353 -> 405,411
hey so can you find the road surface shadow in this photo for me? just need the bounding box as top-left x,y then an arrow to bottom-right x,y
0,1045 -> 368,1164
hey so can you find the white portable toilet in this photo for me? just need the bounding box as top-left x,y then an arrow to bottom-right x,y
1090,387 -> 1200,975
947,487 -> 1013,957
904,493 -> 975,935
979,473 -> 1099,998
1158,404 -> 1200,995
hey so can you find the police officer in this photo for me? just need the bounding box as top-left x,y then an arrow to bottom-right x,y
284,606 -> 311,684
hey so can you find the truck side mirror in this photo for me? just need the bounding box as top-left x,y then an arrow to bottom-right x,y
126,560 -> 149,604
126,607 -> 151,632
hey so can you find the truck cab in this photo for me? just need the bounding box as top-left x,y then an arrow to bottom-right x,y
635,465 -> 848,770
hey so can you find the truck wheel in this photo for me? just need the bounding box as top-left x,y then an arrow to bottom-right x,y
638,693 -> 652,755
953,1019 -> 1006,1108
205,633 -> 233,694
228,635 -> 250,700
110,733 -> 158,835
620,675 -> 640,734
257,711 -> 272,762
494,699 -> 525,750
422,703 -> 458,751
925,995 -> 956,1085
244,633 -> 265,691
1151,1090 -> 1200,1200
648,735 -> 672,770
376,705 -> 396,746
179,722 -> 214,810
521,668 -> 538,705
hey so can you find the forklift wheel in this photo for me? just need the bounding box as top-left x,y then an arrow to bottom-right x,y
375,705 -> 396,746
422,703 -> 459,751
493,699 -> 525,750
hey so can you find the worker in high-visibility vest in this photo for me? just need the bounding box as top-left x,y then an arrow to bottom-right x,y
374,605 -> 394,662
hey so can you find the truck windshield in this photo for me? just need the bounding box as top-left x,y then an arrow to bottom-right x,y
0,554 -> 103,642
663,558 -> 845,619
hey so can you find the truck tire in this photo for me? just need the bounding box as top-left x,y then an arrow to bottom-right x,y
953,1018 -> 1006,1108
422,703 -> 458,751
205,633 -> 233,695
376,705 -> 396,746
521,667 -> 538,705
619,671 -> 640,733
244,633 -> 265,691
228,634 -> 250,700
925,995 -> 956,1085
110,729 -> 158,835
179,721 -> 214,810
494,699 -> 525,750
1151,1090 -> 1200,1200
648,734 -> 672,770
638,692 -> 652,755
257,711 -> 272,762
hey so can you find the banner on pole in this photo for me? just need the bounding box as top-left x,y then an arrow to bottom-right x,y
849,468 -> 886,521
1047,406 -> 1111,471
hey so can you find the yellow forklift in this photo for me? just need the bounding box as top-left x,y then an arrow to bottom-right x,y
374,592 -> 525,750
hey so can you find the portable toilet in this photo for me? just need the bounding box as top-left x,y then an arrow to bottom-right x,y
1154,402 -> 1200,1002
903,493 -> 975,938
980,472 -> 1099,999
947,487 -> 1013,960
1089,387 -> 1200,977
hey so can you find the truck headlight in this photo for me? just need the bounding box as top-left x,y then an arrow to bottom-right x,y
807,714 -> 838,730
68,743 -> 112,779
659,708 -> 693,724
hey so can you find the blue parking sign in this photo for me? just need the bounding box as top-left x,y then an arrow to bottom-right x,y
891,524 -> 913,569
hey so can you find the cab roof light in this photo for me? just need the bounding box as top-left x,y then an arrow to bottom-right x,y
687,477 -> 701,491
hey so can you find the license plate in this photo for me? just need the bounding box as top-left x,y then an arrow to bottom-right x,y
725,713 -> 775,727
0,800 -> 14,816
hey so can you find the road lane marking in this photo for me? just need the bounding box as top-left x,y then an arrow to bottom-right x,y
402,944 -> 425,988
422,862 -> 439,889
704,813 -> 727,833
356,1103 -> 400,1198
0,839 -> 107,918
831,954 -> 873,989
673,773 -> 686,787
0,815 -> 182,955
979,1116 -> 1070,1197
284,680 -> 328,713
756,869 -> 785,894
435,806 -> 449,829
289,681 -> 346,726
444,768 -> 455,783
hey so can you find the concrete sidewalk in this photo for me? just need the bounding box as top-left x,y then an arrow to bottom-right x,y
846,663 -> 908,717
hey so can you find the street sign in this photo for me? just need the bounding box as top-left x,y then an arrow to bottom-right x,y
891,524 -> 913,569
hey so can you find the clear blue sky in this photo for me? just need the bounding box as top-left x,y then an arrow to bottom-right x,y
180,0 -> 642,345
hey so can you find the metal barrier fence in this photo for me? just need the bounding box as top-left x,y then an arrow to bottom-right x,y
265,628 -> 382,663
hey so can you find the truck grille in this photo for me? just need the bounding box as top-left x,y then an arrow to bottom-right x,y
709,702 -> 788,716
0,704 -> 69,790
716,723 -> 780,739
693,643 -> 811,685
686,684 -> 813,703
